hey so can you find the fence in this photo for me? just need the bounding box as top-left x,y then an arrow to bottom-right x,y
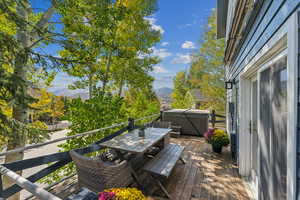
209,110 -> 226,128
0,113 -> 161,199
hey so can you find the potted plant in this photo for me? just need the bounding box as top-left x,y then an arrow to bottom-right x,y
99,188 -> 147,200
204,128 -> 230,153
138,125 -> 146,137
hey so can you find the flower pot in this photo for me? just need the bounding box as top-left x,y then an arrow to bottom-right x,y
138,129 -> 145,137
212,144 -> 222,153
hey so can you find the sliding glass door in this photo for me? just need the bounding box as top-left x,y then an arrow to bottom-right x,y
258,56 -> 287,200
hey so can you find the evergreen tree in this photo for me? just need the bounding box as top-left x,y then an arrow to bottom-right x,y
0,1 -> 58,197
0,1 -> 85,197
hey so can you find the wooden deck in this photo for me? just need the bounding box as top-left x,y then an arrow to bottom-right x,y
151,136 -> 249,200
47,136 -> 250,200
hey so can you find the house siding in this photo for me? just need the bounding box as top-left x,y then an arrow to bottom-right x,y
297,11 -> 300,200
226,0 -> 238,41
226,0 -> 300,80
226,0 -> 300,199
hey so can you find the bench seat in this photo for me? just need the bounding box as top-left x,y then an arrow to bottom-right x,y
143,143 -> 185,178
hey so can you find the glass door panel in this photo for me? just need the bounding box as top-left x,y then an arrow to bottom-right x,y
271,58 -> 287,200
258,56 -> 287,200
251,80 -> 258,178
259,68 -> 271,200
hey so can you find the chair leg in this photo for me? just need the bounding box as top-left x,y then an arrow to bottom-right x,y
150,175 -> 171,199
180,157 -> 186,164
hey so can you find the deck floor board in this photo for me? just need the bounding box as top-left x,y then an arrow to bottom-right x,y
151,136 -> 250,200
48,136 -> 250,200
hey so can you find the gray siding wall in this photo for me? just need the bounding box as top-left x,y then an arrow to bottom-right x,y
226,0 -> 238,41
226,0 -> 300,199
297,11 -> 300,200
227,0 -> 300,80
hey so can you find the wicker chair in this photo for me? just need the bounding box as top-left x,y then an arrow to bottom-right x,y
70,150 -> 133,193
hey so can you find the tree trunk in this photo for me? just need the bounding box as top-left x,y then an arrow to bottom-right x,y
3,2 -> 30,200
118,79 -> 124,97
118,71 -> 125,97
102,51 -> 113,94
88,73 -> 93,99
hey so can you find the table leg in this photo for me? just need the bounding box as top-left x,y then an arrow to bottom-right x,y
163,134 -> 170,147
130,169 -> 143,190
180,156 -> 186,164
115,150 -> 143,190
150,175 -> 171,199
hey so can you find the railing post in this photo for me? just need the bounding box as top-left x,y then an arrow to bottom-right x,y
211,110 -> 216,128
0,174 -> 3,196
128,118 -> 135,131
160,110 -> 163,121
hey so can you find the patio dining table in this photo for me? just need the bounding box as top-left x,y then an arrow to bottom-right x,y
99,127 -> 172,154
99,127 -> 172,189
68,128 -> 172,200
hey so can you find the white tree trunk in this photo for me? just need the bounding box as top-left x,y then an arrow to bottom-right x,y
3,1 -> 54,199
3,1 -> 30,199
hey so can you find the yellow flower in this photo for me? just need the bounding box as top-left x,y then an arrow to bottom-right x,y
211,129 -> 230,147
104,188 -> 146,200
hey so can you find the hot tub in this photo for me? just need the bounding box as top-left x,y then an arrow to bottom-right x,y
162,109 -> 209,136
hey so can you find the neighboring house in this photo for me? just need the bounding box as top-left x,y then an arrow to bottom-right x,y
217,0 -> 300,200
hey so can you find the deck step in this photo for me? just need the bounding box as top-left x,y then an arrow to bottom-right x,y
170,131 -> 180,138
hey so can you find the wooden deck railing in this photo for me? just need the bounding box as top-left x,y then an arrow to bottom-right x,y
209,110 -> 226,128
0,113 -> 161,199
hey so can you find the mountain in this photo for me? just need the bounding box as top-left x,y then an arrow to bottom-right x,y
50,87 -> 173,101
49,88 -> 89,99
155,87 -> 173,99
70,92 -> 89,100
49,88 -> 75,96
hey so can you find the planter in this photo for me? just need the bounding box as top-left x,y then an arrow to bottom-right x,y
212,144 -> 223,153
138,129 -> 145,137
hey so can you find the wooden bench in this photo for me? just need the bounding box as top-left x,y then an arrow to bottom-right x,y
143,143 -> 185,198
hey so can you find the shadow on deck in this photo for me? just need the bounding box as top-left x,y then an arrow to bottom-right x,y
156,136 -> 249,200
49,136 -> 249,200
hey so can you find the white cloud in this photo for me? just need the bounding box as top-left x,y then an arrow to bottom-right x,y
178,24 -> 192,29
181,41 -> 196,49
153,65 -> 168,74
150,47 -> 172,59
145,17 -> 164,34
55,54 -> 61,58
161,42 -> 169,46
178,20 -> 198,29
172,53 -> 192,64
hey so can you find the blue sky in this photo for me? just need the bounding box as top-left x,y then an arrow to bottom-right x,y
149,0 -> 216,89
34,0 -> 216,94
